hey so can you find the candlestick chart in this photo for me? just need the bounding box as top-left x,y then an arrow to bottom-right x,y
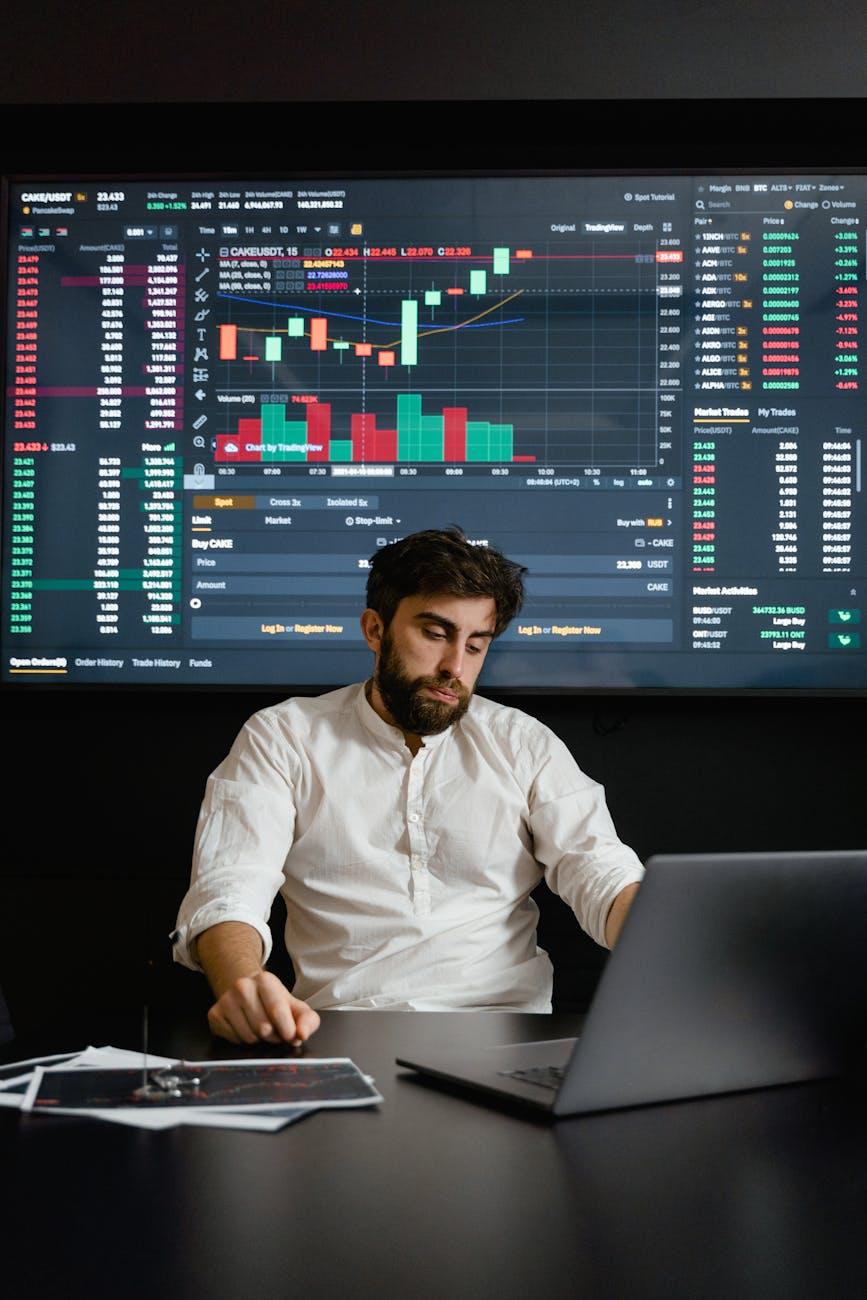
210,239 -> 665,469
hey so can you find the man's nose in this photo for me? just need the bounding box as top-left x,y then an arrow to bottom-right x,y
437,640 -> 465,680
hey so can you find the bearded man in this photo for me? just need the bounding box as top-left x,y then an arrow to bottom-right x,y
173,528 -> 643,1044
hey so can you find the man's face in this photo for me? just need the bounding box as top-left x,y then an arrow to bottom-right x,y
366,593 -> 497,737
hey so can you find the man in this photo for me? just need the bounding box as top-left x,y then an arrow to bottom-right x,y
173,528 -> 643,1045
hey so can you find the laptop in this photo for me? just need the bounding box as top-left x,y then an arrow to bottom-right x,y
396,851 -> 867,1117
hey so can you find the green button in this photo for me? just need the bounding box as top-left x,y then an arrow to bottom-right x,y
827,632 -> 861,649
828,608 -> 861,624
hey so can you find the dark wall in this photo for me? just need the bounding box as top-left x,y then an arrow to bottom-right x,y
1,0 -> 866,103
1,6 -> 865,1034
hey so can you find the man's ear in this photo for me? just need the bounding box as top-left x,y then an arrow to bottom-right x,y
360,608 -> 384,654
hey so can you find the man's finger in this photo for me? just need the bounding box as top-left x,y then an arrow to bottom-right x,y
216,987 -> 264,1045
293,1004 -> 321,1041
208,1005 -> 241,1045
232,985 -> 279,1044
259,983 -> 299,1042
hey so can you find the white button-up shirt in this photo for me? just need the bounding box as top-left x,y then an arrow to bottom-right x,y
173,683 -> 644,1012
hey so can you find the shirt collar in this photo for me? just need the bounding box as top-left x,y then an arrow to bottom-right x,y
354,680 -> 454,753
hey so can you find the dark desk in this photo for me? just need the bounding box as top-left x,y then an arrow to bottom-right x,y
3,1011 -> 866,1300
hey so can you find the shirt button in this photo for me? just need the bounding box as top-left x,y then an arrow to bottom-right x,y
408,812 -> 420,823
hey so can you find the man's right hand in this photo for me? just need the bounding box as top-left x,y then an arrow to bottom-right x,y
196,921 -> 321,1046
207,970 -> 321,1046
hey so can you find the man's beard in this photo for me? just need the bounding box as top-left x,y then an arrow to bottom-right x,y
375,630 -> 471,736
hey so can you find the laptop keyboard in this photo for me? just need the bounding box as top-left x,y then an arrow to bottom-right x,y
498,1064 -> 566,1091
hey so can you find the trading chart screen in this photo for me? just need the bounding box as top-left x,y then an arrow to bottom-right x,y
3,174 -> 865,689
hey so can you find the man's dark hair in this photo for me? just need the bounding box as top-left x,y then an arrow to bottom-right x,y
366,527 -> 526,637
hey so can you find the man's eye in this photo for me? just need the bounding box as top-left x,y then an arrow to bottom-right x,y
467,643 -> 483,655
423,628 -> 446,640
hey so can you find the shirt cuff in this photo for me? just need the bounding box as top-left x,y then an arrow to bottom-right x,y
170,904 -> 274,972
587,862 -> 646,950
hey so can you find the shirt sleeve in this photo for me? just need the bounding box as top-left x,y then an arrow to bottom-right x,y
524,725 -> 644,948
172,710 -> 300,971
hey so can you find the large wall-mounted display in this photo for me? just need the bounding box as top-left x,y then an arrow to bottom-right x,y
3,168 -> 864,689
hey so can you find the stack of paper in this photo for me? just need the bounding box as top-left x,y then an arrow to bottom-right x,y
0,1045 -> 382,1131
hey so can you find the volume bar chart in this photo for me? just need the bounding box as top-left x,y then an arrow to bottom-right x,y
215,394 -> 530,464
